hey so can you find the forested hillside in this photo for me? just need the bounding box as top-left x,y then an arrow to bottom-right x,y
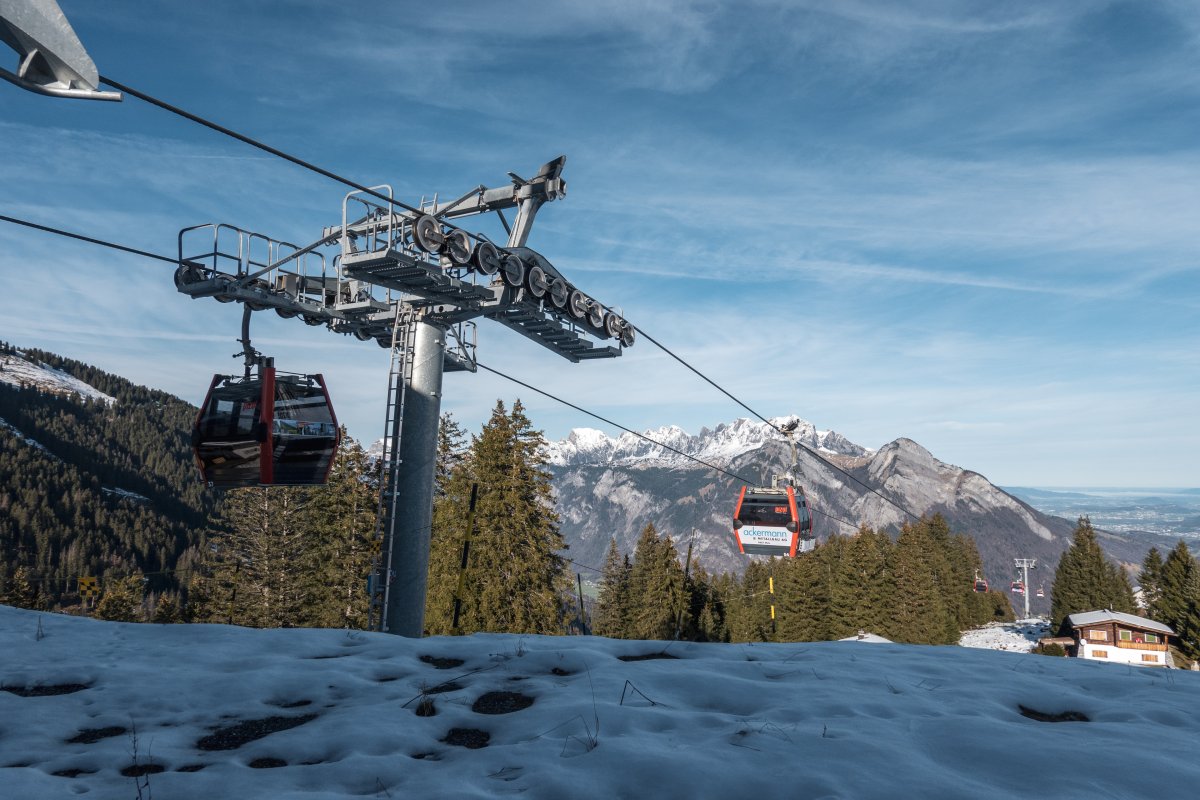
0,344 -> 213,609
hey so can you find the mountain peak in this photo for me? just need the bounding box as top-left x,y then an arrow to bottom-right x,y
543,416 -> 872,468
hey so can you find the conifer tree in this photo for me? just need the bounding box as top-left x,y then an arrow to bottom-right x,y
94,573 -> 145,622
1158,541 -> 1195,637
1138,547 -> 1165,620
729,559 -> 778,642
1,565 -> 38,608
885,521 -> 953,644
302,433 -> 376,629
1177,566 -> 1200,660
425,400 -> 569,634
424,415 -> 473,633
192,486 -> 311,628
1050,517 -> 1136,630
829,527 -> 893,638
593,538 -> 632,638
626,523 -> 686,640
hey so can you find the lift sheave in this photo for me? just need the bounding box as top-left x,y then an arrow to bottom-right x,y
193,366 -> 339,488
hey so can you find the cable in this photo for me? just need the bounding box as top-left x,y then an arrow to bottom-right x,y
0,213 -> 862,536
476,361 -> 860,534
476,361 -> 754,485
0,213 -> 176,264
85,76 -> 917,526
98,75 -> 471,238
631,323 -> 921,524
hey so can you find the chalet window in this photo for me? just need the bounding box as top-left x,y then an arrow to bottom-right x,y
1119,629 -> 1132,641
1142,654 -> 1159,663
1092,649 -> 1108,658
1145,633 -> 1160,644
1088,630 -> 1108,641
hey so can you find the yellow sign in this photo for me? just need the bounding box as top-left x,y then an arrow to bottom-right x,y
77,576 -> 100,598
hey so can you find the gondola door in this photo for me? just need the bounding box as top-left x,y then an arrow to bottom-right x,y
193,367 -> 340,487
193,372 -> 270,488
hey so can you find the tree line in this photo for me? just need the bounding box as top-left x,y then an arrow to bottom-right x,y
592,514 -> 1013,645
1048,516 -> 1200,661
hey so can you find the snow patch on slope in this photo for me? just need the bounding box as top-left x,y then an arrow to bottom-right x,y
0,351 -> 116,405
0,416 -> 61,461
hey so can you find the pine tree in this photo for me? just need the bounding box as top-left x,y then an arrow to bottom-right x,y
1177,566 -> 1200,660
1050,517 -> 1136,630
1,565 -> 38,608
829,527 -> 893,638
426,400 -> 569,634
192,486 -> 312,628
730,559 -> 778,642
302,433 -> 376,629
1158,541 -> 1195,637
626,523 -> 686,640
1138,547 -> 1165,619
593,538 -> 632,638
885,521 -> 953,644
94,573 -> 145,622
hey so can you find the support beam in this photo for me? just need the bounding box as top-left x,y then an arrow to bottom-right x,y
382,318 -> 446,636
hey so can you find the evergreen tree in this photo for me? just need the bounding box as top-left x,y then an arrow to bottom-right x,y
151,594 -> 181,624
1,565 -> 38,608
885,521 -> 953,644
94,573 -> 145,622
1177,566 -> 1200,660
302,433 -> 376,629
191,486 -> 311,628
729,559 -> 778,642
1050,517 -> 1136,630
1158,541 -> 1195,637
829,527 -> 893,638
425,400 -> 569,634
593,538 -> 632,638
626,523 -> 686,640
1138,547 -> 1165,619
425,415 -> 474,633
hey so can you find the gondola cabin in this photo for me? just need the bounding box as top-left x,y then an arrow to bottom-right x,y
1011,580 -> 1025,594
193,367 -> 340,488
973,576 -> 989,593
732,485 -> 814,557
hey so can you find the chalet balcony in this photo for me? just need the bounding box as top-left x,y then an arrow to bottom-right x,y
1115,640 -> 1168,652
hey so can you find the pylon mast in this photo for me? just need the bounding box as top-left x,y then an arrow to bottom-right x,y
1014,557 -> 1037,619
169,158 -> 634,637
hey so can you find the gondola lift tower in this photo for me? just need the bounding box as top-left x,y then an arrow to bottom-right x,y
2,0 -> 636,637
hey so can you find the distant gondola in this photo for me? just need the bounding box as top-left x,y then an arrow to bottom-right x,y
732,484 -> 814,557
193,366 -> 339,487
973,571 -> 988,593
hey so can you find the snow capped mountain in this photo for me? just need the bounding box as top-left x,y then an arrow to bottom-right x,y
543,415 -> 873,469
544,416 -> 1149,599
0,351 -> 116,405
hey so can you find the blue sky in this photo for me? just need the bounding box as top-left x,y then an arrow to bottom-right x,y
1,0 -> 1197,487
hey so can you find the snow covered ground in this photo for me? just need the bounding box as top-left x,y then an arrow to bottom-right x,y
0,351 -> 116,405
3,605 -> 1199,800
959,619 -> 1052,653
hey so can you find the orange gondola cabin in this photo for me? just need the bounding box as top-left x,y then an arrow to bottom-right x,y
732,485 -> 814,557
193,366 -> 340,488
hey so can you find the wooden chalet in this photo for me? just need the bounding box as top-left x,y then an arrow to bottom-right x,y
1058,610 -> 1174,667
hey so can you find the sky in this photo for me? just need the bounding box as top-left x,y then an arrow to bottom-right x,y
0,0 -> 1197,487
3,604 -> 1199,799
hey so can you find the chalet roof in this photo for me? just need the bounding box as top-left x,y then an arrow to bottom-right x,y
1066,609 -> 1174,635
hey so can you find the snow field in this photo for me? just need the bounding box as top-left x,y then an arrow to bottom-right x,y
2,606 -> 1199,799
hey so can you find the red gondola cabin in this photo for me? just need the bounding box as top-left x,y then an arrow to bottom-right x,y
193,367 -> 340,487
732,485 -> 814,557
